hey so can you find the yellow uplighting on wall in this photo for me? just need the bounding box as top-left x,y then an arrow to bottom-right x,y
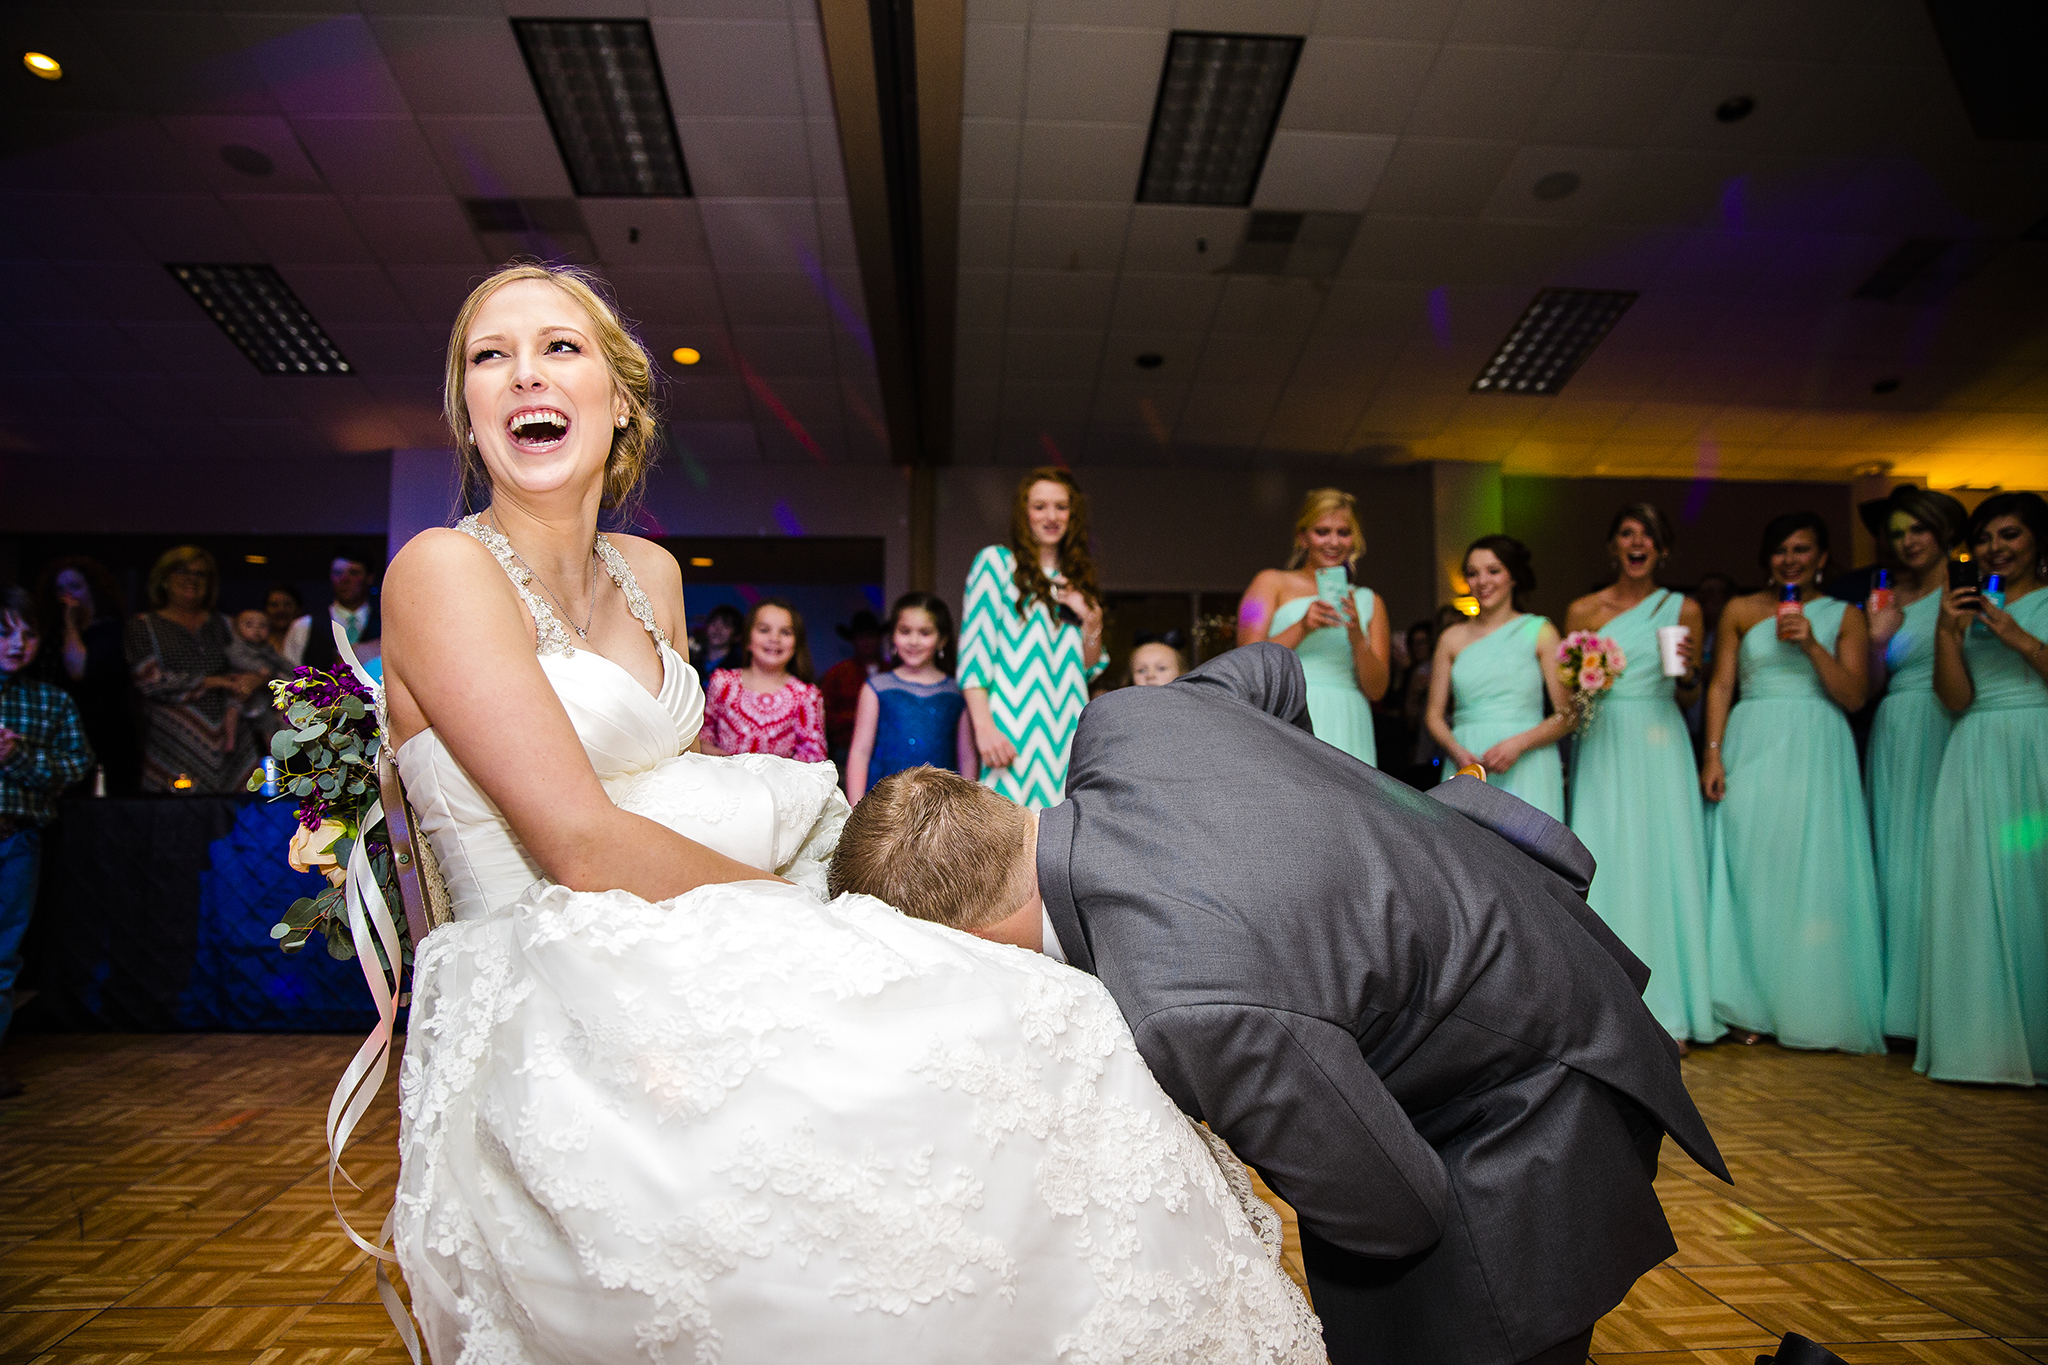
671,347 -> 701,365
23,52 -> 62,80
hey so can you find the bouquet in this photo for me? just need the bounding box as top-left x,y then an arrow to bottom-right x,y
1556,630 -> 1626,730
247,665 -> 406,968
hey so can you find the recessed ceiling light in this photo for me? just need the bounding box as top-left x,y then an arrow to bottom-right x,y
1471,288 -> 1636,396
166,264 -> 354,376
1715,95 -> 1755,123
1872,378 -> 1901,395
1532,171 -> 1580,201
1137,31 -> 1303,206
689,557 -> 713,568
244,554 -> 269,564
220,144 -> 273,177
671,347 -> 701,365
514,20 -> 691,198
22,52 -> 61,80
1135,353 -> 1164,369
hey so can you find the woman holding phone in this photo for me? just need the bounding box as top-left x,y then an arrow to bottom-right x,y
1859,486 -> 1967,1039
1237,488 -> 1390,766
1425,535 -> 1571,819
1918,491 -> 2048,1085
1564,504 -> 1717,1048
1701,513 -> 1884,1053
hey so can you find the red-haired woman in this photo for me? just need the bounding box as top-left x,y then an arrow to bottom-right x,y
958,467 -> 1106,809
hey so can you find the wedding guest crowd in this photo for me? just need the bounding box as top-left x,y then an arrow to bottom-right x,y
124,546 -> 262,794
35,557 -> 140,794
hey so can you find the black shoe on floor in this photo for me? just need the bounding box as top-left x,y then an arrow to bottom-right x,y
0,1076 -> 23,1100
1756,1333 -> 1847,1365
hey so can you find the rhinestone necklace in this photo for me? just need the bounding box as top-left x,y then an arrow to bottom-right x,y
491,513 -> 600,639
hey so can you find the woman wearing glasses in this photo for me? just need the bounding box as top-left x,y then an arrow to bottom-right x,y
122,546 -> 262,793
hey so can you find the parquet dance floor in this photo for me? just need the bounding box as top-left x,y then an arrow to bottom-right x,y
0,1034 -> 2040,1363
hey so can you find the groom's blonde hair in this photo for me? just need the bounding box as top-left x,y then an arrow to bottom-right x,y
829,768 -> 1034,931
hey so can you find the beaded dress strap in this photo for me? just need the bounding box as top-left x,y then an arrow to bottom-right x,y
593,535 -> 671,651
455,514 -> 670,657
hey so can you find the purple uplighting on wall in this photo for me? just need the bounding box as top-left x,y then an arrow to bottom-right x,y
1719,177 -> 1746,232
772,499 -> 805,536
1683,436 -> 1720,524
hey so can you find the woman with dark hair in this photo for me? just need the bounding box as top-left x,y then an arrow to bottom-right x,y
35,555 -> 141,793
1702,512 -> 1883,1053
1918,491 -> 2048,1085
701,598 -> 825,761
1236,487 -> 1391,765
1564,505 -> 1717,1047
694,602 -> 746,683
957,466 -> 1106,809
1859,486 -> 1967,1038
121,546 -> 262,793
263,582 -> 310,665
1424,535 -> 1572,819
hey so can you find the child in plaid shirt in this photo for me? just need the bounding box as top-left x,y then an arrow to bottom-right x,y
0,586 -> 93,1097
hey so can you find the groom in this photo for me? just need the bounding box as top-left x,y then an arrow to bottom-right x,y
830,643 -> 1728,1365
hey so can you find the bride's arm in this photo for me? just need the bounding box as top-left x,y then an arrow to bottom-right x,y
383,529 -> 779,896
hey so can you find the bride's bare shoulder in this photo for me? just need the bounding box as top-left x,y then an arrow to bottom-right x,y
384,527 -> 506,604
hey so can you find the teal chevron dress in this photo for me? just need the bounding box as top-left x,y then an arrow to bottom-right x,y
1864,590 -> 1952,1038
1270,586 -> 1378,766
1443,613 -> 1564,820
1916,588 -> 2048,1085
1568,591 -> 1718,1043
1706,597 -> 1885,1053
958,544 -> 1107,810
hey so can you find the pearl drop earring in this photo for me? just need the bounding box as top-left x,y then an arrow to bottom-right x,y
616,414 -> 628,428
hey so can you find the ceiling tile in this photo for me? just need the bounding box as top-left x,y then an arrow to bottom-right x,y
1366,138 -> 1517,216
730,325 -> 834,377
1090,380 -> 1189,434
36,321 -> 158,376
1480,145 -> 1636,224
4,194 -> 146,263
606,271 -> 727,325
1528,51 -> 1692,146
715,271 -> 828,326
653,20 -> 804,119
416,117 -> 576,199
675,119 -> 814,198
1641,59 -> 1823,150
957,329 -> 1006,384
582,200 -> 713,271
278,265 -> 415,328
1002,330 -> 1106,386
1173,0 -> 1314,31
80,11 -> 277,115
959,201 -> 1016,269
963,23 -> 1027,120
385,264 -> 495,329
956,379 -> 1002,424
1593,149 -> 1742,229
316,324 -> 440,377
1404,46 -> 1571,141
960,119 -> 1022,201
1712,0 -> 1866,63
1651,229 -> 1785,294
1208,277 -> 1324,334
1120,205 -> 1245,272
63,120 -> 206,196
231,14 -> 410,117
1289,334 -> 1401,389
1195,333 -> 1304,388
1557,224 -> 1685,289
1312,0 -> 1462,43
1010,203 -> 1131,272
1447,0 -> 1603,46
1280,39 -> 1436,134
958,269 -> 1010,327
368,16 -> 543,120
1837,0 -> 1947,66
1309,280 -> 1431,340
815,200 -> 862,277
1109,274 -> 1224,331
344,195 -> 485,266
697,199 -> 823,274
1000,383 -> 1094,424
52,260 -> 197,324
118,320 -> 265,377
1034,0 -> 1169,23
102,193 -> 264,261
1023,27 -> 1166,124
668,376 -> 753,421
1176,382 -> 1284,446
158,114 -> 336,197
1577,0 -> 1739,54
1099,330 -> 1205,380
1255,132 -> 1395,213
1003,271 -> 1115,329
1263,384 -> 1367,452
225,194 -> 377,265
1016,121 -> 1148,202
289,116 -> 446,195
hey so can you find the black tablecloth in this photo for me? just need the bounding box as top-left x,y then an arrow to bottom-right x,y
21,795 -> 382,1032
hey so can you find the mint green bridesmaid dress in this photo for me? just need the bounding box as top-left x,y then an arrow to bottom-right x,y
1568,591 -> 1719,1042
1270,586 -> 1378,766
1705,597 -> 1885,1052
1916,588 -> 2048,1085
1444,613 -> 1564,820
1864,590 -> 1952,1038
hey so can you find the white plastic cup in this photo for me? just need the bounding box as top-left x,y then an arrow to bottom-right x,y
1657,625 -> 1691,678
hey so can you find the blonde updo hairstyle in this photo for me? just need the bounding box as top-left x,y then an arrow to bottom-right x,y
1284,487 -> 1365,572
444,262 -> 660,516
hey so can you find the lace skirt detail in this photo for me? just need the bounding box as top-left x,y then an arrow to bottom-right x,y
393,878 -> 1323,1365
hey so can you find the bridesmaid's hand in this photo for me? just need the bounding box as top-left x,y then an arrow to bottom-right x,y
1700,754 -> 1726,802
1975,595 -> 2024,646
1937,585 -> 1978,639
1866,595 -> 1904,645
1054,586 -> 1100,632
1478,739 -> 1521,774
1776,606 -> 1814,647
1299,598 -> 1345,633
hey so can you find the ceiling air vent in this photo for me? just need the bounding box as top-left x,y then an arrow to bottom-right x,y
1137,32 -> 1302,207
166,264 -> 352,376
1471,288 -> 1636,396
514,19 -> 691,198
1226,210 -> 1359,276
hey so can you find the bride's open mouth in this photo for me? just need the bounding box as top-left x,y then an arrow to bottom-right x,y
507,407 -> 570,451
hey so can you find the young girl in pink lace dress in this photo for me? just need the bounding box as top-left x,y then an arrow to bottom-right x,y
702,598 -> 827,761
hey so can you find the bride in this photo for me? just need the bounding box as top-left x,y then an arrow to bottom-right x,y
377,263 -> 1323,1364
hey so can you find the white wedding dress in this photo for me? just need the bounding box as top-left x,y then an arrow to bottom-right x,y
387,518 -> 1324,1365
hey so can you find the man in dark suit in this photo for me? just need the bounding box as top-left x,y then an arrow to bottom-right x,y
830,643 -> 1727,1365
301,550 -> 381,673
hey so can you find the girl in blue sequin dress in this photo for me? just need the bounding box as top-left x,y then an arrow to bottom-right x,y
845,592 -> 976,801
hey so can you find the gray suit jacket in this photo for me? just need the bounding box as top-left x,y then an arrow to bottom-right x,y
1038,644 -> 1728,1365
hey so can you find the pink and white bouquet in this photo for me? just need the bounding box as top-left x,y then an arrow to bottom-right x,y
1556,631 -> 1627,729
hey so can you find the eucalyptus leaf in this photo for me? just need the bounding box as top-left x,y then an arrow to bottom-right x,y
293,721 -> 329,743
325,932 -> 356,961
270,729 -> 297,760
340,695 -> 366,719
291,776 -> 315,797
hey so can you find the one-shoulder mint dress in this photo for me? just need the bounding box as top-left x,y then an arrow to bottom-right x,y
1445,613 -> 1564,820
1568,591 -> 1718,1042
1705,597 -> 1885,1052
1864,591 -> 1952,1038
1916,588 -> 2048,1085
1271,586 -> 1378,766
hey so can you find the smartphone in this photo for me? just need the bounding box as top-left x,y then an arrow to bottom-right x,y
1948,559 -> 1980,592
1315,566 -> 1350,606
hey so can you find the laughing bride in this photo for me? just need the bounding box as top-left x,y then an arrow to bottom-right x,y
375,263 -> 1322,1364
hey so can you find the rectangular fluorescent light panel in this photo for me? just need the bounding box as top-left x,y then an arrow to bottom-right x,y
514,19 -> 690,198
1472,288 -> 1637,396
1138,32 -> 1303,206
166,264 -> 352,376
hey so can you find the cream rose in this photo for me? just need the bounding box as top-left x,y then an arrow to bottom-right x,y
288,819 -> 350,888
